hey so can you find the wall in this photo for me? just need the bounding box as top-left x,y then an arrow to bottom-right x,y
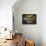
13,0 -> 41,46
0,0 -> 17,29
41,0 -> 46,46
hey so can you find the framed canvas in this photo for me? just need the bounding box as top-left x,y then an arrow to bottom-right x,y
22,14 -> 37,24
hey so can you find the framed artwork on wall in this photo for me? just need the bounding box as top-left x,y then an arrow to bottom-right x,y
22,14 -> 37,24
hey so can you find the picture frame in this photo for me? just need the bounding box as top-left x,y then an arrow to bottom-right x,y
22,14 -> 37,24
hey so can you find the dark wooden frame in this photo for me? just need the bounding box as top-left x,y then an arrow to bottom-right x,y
22,14 -> 37,24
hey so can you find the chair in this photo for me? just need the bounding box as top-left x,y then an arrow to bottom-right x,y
14,33 -> 23,46
25,40 -> 35,46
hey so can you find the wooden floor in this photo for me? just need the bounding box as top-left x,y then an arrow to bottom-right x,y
0,33 -> 23,46
0,39 -> 16,46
